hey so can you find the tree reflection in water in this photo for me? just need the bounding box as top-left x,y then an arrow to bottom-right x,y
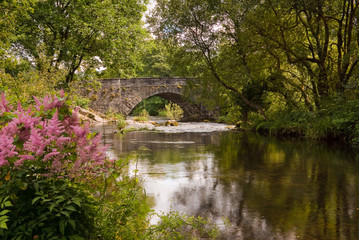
100,125 -> 359,240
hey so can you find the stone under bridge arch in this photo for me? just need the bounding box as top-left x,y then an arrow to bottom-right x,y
89,77 -> 210,120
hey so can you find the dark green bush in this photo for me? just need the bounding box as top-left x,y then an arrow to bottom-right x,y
252,98 -> 359,144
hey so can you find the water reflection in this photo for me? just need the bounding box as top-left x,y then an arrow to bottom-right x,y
99,125 -> 359,240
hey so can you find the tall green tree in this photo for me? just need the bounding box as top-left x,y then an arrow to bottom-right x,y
240,0 -> 359,108
149,0 -> 359,122
14,0 -> 148,87
149,0 -> 271,119
0,0 -> 30,54
137,40 -> 172,77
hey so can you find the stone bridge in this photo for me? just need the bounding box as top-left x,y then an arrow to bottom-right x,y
89,77 -> 211,120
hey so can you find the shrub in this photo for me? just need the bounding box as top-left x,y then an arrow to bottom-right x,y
134,109 -> 149,122
157,109 -> 167,117
73,96 -> 91,109
165,102 -> 183,120
0,173 -> 98,239
115,114 -> 127,130
251,97 -> 359,144
92,156 -> 151,240
0,91 -> 110,238
0,91 -> 109,179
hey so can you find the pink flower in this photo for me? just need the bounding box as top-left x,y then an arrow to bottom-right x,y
2,111 -> 41,142
43,149 -> 61,162
0,134 -> 18,166
23,126 -> 48,156
0,93 -> 12,113
0,92 -> 111,179
44,111 -> 65,138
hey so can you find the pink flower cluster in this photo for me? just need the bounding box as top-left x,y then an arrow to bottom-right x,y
0,92 -> 111,178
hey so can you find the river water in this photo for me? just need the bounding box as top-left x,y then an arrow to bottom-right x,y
97,122 -> 359,240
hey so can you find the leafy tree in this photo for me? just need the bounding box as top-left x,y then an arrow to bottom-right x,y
13,0 -> 148,88
137,40 -> 172,77
244,0 -> 359,108
149,0 -> 359,125
0,0 -> 31,55
149,0 -> 269,119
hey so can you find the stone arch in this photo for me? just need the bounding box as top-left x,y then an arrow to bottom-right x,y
127,92 -> 203,119
89,78 -> 212,120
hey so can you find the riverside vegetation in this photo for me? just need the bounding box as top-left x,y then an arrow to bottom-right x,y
0,93 -> 219,239
148,0 -> 359,145
2,0 -> 359,238
3,0 -> 359,144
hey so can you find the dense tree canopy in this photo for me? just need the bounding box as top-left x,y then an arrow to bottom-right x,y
149,0 -> 359,121
1,0 -> 148,93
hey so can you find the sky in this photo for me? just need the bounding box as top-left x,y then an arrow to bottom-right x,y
145,0 -> 156,19
143,0 -> 156,35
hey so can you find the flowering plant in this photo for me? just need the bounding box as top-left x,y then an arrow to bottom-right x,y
0,91 -> 110,179
0,92 -> 113,237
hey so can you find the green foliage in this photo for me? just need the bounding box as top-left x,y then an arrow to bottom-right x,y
131,96 -> 169,116
165,102 -> 184,120
104,110 -> 127,130
0,170 -> 97,239
148,212 -> 219,240
149,0 -> 268,119
137,40 -> 172,77
252,98 -> 359,144
14,0 -> 147,86
0,57 -> 65,105
0,0 -> 148,104
89,156 -> 151,240
115,114 -> 127,131
0,195 -> 12,230
134,109 -> 150,122
157,110 -> 168,117
73,96 -> 91,109
0,158 -> 153,240
149,0 -> 359,143
0,0 -> 31,53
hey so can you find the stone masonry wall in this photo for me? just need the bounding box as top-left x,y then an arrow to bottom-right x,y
89,77 -> 210,119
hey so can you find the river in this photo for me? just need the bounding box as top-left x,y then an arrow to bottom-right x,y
96,122 -> 359,240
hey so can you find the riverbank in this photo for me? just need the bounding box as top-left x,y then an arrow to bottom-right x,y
77,106 -> 359,146
78,107 -> 236,133
248,102 -> 359,146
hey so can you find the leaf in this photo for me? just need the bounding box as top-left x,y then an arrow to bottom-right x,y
32,197 -> 41,205
55,198 -> 65,205
64,205 -> 77,212
4,201 -> 12,207
61,211 -> 70,218
72,198 -> 82,207
49,203 -> 56,212
0,220 -> 8,229
68,219 -> 76,229
0,210 -> 10,215
54,195 -> 65,201
19,182 -> 28,190
4,172 -> 10,181
59,219 -> 65,235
